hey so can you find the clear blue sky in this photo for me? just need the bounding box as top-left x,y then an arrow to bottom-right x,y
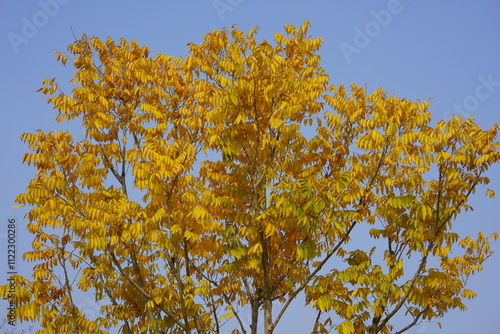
1,1 -> 499,333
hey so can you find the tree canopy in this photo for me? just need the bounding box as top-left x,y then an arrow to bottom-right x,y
2,21 -> 499,334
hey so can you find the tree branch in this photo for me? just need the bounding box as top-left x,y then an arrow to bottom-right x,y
108,250 -> 187,331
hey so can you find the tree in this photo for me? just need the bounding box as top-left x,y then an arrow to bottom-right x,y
2,21 -> 499,334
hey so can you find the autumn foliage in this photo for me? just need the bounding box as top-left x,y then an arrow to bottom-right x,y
2,21 -> 500,334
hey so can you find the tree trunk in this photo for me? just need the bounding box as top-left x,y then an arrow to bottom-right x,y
250,298 -> 259,334
263,297 -> 273,334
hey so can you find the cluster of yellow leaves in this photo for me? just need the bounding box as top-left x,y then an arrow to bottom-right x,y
1,21 -> 499,334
